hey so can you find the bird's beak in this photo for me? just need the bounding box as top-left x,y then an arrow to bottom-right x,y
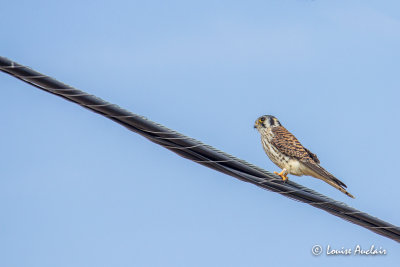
254,121 -> 259,129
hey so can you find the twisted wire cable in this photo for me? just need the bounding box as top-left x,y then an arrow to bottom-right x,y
1,56 -> 399,243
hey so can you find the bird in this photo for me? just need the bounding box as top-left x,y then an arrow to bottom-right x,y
254,115 -> 354,198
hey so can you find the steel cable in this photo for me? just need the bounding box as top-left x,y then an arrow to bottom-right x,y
1,56 -> 399,242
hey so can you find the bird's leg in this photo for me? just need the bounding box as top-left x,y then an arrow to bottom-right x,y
274,168 -> 288,181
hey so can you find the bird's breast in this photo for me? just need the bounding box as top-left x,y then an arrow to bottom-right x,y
261,135 -> 288,168
260,131 -> 304,176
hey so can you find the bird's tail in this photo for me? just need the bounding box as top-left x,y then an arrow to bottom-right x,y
302,161 -> 355,199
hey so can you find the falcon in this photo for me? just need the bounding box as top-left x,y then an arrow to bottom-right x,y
254,115 -> 354,198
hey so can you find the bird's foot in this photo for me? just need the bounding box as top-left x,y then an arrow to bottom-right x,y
274,170 -> 288,182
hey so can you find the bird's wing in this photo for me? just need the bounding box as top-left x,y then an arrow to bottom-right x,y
271,126 -> 316,161
304,148 -> 320,164
302,161 -> 354,198
301,160 -> 347,188
271,126 -> 354,198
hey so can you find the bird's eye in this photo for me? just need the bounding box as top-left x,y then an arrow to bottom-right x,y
260,117 -> 265,122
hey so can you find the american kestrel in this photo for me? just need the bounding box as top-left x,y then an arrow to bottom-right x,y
254,115 -> 354,198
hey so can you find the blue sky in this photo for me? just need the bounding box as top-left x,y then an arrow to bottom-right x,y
1,1 -> 400,266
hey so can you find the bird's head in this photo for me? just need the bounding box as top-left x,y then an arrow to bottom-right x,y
254,115 -> 281,131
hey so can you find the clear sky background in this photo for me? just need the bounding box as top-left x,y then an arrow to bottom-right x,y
1,1 -> 400,266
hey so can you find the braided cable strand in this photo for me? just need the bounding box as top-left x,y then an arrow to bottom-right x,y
1,56 -> 399,243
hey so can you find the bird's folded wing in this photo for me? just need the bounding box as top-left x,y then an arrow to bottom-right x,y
301,160 -> 347,188
271,126 -> 317,161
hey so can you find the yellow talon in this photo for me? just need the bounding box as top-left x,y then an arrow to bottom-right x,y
274,170 -> 288,181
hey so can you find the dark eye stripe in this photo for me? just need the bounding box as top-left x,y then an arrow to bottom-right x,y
268,116 -> 274,126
